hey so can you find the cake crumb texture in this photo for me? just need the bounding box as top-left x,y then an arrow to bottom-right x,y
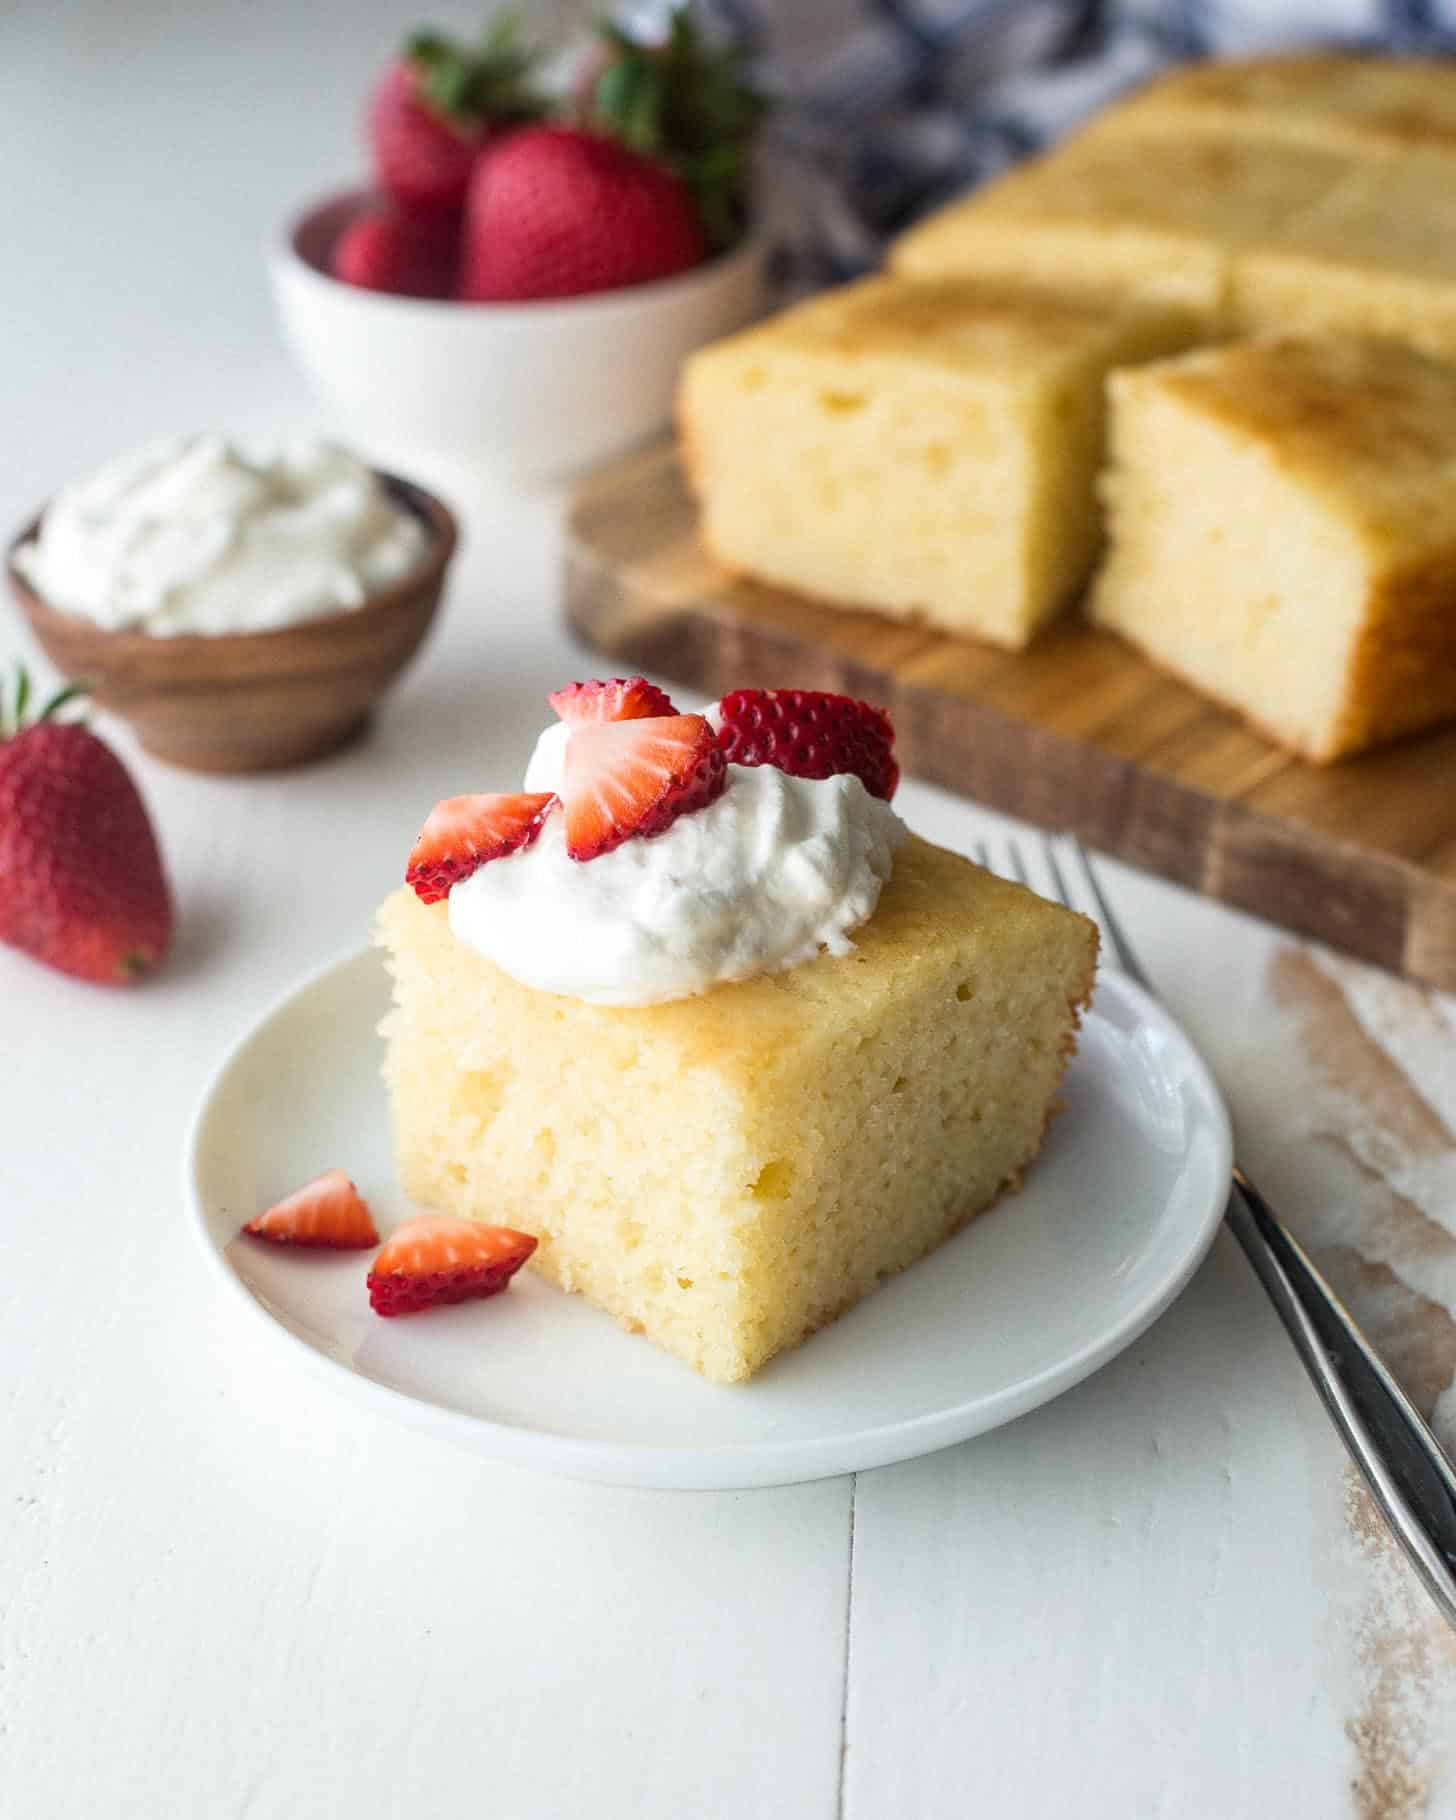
679,274 -> 1194,650
1090,336 -> 1456,761
376,835 -> 1097,1383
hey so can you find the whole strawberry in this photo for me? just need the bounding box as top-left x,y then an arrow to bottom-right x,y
331,206 -> 458,297
458,125 -> 707,302
368,16 -> 546,217
0,671 -> 173,986
578,14 -> 763,252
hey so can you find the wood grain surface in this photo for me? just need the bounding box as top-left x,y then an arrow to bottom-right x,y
565,440 -> 1456,992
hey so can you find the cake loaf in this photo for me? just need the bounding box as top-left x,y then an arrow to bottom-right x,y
679,275 -> 1194,649
1090,336 -> 1456,760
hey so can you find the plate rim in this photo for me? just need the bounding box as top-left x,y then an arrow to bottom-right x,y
184,945 -> 1233,1491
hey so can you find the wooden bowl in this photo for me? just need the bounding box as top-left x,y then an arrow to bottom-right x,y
6,473 -> 457,774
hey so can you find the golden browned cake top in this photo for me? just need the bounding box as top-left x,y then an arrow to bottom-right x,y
705,274 -> 1187,378
1136,51 -> 1394,107
1116,52 -> 1456,151
1121,336 -> 1456,550
941,130 -> 1353,239
1251,150 -> 1456,279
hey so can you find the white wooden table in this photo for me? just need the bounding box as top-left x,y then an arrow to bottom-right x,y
6,7 -> 1456,1815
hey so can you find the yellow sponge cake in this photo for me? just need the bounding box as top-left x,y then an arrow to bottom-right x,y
1230,152 -> 1456,366
888,131 -> 1353,328
679,275 -> 1195,648
1090,337 -> 1456,761
1104,52 -> 1456,157
378,835 -> 1096,1384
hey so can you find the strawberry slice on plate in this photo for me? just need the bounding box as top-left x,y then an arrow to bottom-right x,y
406,790 -> 556,904
561,713 -> 725,860
242,1169 -> 380,1250
715,689 -> 899,801
548,676 -> 677,724
367,1214 -> 538,1316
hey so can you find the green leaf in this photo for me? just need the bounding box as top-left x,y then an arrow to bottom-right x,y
586,10 -> 765,250
599,20 -> 636,56
13,666 -> 29,732
594,56 -> 641,123
405,13 -> 548,130
596,52 -> 666,153
480,12 -> 524,56
421,45 -> 479,117
405,30 -> 452,66
38,680 -> 87,724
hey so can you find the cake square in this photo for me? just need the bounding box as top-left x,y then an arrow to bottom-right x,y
377,835 -> 1097,1384
1089,337 -> 1456,761
887,132 -> 1353,328
1104,52 -> 1456,156
1230,153 -> 1456,367
678,275 -> 1195,649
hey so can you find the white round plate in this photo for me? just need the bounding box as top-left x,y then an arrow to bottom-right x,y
187,949 -> 1232,1491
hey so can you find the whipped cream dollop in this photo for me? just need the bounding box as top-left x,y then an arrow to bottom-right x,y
448,718 -> 906,1006
15,434 -> 427,636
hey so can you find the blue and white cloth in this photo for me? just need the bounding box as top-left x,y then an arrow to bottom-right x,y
683,0 -> 1456,288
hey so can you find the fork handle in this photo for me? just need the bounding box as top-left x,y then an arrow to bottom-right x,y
1226,1168 -> 1456,1626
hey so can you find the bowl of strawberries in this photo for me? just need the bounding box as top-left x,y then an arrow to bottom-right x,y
270,12 -> 767,486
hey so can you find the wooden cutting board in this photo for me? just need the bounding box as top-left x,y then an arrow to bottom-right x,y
564,440 -> 1456,994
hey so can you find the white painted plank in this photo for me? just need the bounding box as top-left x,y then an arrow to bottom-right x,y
11,7 -> 1456,1818
4,1294 -> 851,1819
840,855 -> 1456,1819
0,505 -> 855,1820
1,766 -> 854,1820
0,7 -> 855,1802
842,1242 -> 1364,1819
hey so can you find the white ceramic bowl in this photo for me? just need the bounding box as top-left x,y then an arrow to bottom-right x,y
269,188 -> 766,486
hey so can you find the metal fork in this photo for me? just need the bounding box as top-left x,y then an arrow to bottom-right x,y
979,830 -> 1456,1630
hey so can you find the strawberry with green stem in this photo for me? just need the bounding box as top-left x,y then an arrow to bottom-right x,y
581,11 -> 764,253
368,13 -> 548,216
0,667 -> 173,985
457,11 -> 763,303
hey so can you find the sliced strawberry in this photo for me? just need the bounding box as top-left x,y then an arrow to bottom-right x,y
547,676 -> 677,724
367,1214 -> 538,1316
561,713 -> 725,860
406,790 -> 556,904
242,1169 -> 380,1250
715,689 -> 899,801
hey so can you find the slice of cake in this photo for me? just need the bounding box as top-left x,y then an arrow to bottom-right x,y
888,131 -> 1353,329
377,682 -> 1097,1383
1089,338 -> 1456,761
678,276 -> 1195,649
1103,52 -> 1456,157
1230,152 -> 1456,367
